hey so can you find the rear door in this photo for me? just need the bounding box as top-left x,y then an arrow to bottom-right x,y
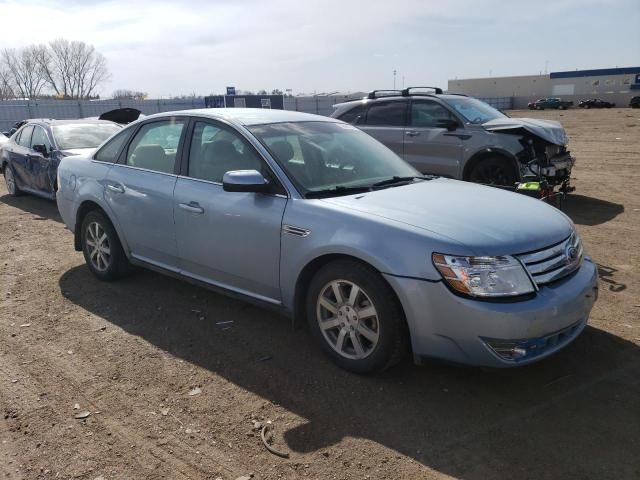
104,118 -> 186,270
403,99 -> 464,178
28,125 -> 55,194
358,100 -> 408,157
173,119 -> 287,302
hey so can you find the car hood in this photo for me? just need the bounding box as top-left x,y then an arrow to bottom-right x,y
98,107 -> 142,124
483,117 -> 567,145
322,178 -> 573,256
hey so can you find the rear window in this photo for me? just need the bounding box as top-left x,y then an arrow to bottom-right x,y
364,101 -> 407,127
337,104 -> 366,124
52,123 -> 121,150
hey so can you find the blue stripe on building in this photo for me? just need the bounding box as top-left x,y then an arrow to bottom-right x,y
550,67 -> 640,79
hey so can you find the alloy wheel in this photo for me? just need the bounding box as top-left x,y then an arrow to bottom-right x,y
85,221 -> 111,272
316,280 -> 380,360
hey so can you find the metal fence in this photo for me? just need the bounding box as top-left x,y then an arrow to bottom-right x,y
1,95 -> 517,132
0,98 -> 206,132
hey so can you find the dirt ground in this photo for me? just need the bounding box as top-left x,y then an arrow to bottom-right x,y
0,108 -> 638,480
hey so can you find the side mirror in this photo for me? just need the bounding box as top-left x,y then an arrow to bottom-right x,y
33,144 -> 49,157
222,170 -> 270,193
436,119 -> 459,131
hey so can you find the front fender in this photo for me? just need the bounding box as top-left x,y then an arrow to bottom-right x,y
279,198 -> 469,312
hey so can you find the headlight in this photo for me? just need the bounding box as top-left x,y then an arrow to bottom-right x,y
432,253 -> 535,298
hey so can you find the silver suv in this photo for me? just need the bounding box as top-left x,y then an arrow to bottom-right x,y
331,87 -> 575,190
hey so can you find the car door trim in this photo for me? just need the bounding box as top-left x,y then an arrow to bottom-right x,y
130,254 -> 283,307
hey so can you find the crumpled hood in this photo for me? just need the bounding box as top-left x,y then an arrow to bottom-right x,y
483,117 -> 567,145
322,178 -> 573,256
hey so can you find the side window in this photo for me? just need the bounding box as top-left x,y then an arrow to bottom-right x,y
17,126 -> 34,147
364,101 -> 407,127
94,129 -> 132,163
411,101 -> 455,128
337,104 -> 366,124
125,120 -> 185,174
187,121 -> 265,183
30,126 -> 51,151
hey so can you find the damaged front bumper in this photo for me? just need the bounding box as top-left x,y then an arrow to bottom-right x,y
523,152 -> 575,187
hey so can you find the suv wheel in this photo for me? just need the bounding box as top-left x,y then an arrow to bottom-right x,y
306,259 -> 409,374
81,210 -> 132,281
467,157 -> 518,186
3,165 -> 21,196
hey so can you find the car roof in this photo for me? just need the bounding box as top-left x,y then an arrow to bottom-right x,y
144,108 -> 341,126
27,119 -> 119,127
334,93 -> 468,109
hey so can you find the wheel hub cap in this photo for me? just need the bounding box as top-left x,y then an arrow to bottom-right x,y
316,280 -> 380,360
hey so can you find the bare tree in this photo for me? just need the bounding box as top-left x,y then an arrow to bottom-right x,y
40,39 -> 110,99
1,46 -> 48,99
0,65 -> 15,100
113,89 -> 147,100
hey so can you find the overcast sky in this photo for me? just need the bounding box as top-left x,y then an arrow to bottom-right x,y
1,0 -> 639,97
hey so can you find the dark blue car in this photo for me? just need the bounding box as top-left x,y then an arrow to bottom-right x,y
1,119 -> 121,199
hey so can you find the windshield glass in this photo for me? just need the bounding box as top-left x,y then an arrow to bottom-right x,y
442,97 -> 506,124
52,123 -> 122,150
248,121 -> 419,194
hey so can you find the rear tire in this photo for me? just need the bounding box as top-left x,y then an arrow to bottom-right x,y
306,259 -> 409,374
81,210 -> 132,281
3,165 -> 21,197
467,157 -> 518,187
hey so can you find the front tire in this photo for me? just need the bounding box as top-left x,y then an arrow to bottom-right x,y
467,157 -> 518,187
306,260 -> 409,374
3,165 -> 21,197
81,210 -> 132,281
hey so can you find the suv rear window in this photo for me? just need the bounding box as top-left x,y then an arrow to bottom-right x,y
337,104 -> 366,124
364,101 -> 407,127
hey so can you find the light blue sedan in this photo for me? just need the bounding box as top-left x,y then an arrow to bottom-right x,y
56,108 -> 598,373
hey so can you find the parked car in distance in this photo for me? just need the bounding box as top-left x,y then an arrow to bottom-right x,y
331,88 -> 574,190
629,96 -> 640,108
56,108 -> 598,374
578,98 -> 615,108
1,119 -> 122,199
528,98 -> 573,110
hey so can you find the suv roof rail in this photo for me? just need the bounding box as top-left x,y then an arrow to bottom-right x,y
401,86 -> 443,96
366,89 -> 403,99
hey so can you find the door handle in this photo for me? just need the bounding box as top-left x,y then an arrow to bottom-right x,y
179,202 -> 204,214
106,183 -> 125,194
405,130 -> 420,137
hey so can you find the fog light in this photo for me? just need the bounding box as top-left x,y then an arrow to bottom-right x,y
512,347 -> 527,358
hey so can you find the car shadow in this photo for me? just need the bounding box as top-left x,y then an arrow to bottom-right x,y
0,193 -> 62,222
563,194 -> 624,226
59,265 -> 640,479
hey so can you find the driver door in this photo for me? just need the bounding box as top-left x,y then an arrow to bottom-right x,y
28,125 -> 55,194
403,99 -> 464,178
173,119 -> 287,302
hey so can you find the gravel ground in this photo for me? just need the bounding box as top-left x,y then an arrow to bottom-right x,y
0,108 -> 638,480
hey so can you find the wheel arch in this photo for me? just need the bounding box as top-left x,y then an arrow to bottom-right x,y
292,253 -> 407,331
462,148 -> 520,182
74,200 -> 125,254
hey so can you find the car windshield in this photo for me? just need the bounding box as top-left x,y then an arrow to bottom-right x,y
52,123 -> 122,150
248,121 -> 419,195
443,97 -> 506,124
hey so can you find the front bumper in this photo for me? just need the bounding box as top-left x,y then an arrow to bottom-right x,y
384,257 -> 598,367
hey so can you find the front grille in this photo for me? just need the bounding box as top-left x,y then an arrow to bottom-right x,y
517,233 -> 583,286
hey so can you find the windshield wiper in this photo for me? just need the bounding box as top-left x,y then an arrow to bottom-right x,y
305,185 -> 372,198
371,175 -> 435,189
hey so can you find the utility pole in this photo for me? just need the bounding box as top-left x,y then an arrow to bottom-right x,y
393,69 -> 397,89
